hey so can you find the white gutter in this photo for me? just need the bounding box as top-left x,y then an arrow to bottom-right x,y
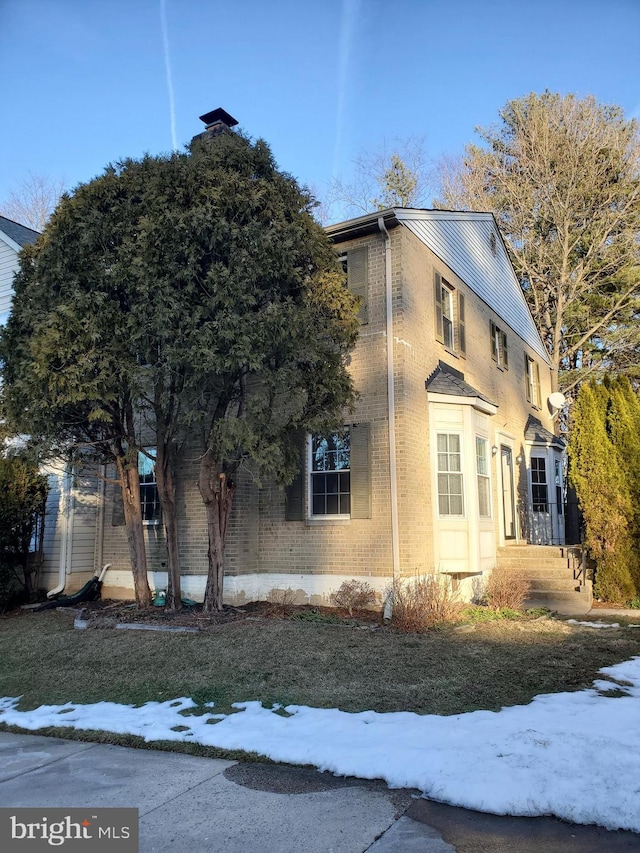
47,462 -> 74,598
378,216 -> 400,584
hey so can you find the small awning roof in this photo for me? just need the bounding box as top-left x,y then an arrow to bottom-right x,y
426,361 -> 497,408
525,416 -> 565,448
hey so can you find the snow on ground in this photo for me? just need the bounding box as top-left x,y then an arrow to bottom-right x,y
1,655 -> 640,833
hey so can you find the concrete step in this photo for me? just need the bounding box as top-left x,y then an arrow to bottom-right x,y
524,582 -> 593,616
498,545 -> 581,560
498,559 -> 573,570
528,578 -> 581,592
498,562 -> 573,575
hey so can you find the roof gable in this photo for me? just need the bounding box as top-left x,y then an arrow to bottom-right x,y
0,215 -> 40,251
395,209 -> 550,364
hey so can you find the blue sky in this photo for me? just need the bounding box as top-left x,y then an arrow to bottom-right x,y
1,0 -> 639,219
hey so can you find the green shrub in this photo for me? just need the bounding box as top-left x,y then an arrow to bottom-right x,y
0,454 -> 48,609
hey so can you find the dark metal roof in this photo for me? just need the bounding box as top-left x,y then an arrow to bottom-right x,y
426,361 -> 497,407
525,416 -> 565,448
199,108 -> 238,128
0,215 -> 39,247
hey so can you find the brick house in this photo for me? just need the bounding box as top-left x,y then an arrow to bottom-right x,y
38,206 -> 568,605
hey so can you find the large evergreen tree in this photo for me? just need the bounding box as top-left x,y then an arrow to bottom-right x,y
0,127 -> 359,612
568,378 -> 639,601
437,92 -> 640,390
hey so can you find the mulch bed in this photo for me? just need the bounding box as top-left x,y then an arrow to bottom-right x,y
75,599 -> 384,631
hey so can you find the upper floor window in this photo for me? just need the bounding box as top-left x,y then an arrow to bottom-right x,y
310,430 -> 351,516
525,354 -> 542,407
490,321 -> 509,369
341,246 -> 369,325
434,272 -> 465,356
139,448 -> 160,524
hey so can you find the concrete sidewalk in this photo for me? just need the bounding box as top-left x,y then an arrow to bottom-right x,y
1,732 -> 639,852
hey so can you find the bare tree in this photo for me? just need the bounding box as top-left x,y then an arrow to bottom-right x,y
0,172 -> 66,232
435,93 -> 640,392
327,136 -> 433,221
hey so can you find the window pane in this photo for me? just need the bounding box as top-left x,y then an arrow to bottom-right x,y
326,472 -> 338,494
313,430 -> 350,472
450,494 -> 463,516
138,450 -> 156,481
449,435 -> 460,454
438,493 -> 450,515
437,434 -> 448,453
340,493 -> 351,514
449,473 -> 463,496
326,494 -> 339,515
476,437 -> 488,475
312,494 -> 325,515
478,476 -> 490,518
438,453 -> 449,471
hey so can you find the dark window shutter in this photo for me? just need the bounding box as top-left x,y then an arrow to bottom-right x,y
525,353 -> 531,402
502,331 -> 508,369
490,322 -> 497,361
457,292 -> 466,355
534,362 -> 541,407
347,247 -> 369,325
285,431 -> 306,521
111,484 -> 125,526
434,271 -> 444,342
350,422 -> 371,519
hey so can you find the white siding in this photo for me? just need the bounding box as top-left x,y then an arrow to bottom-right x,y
0,237 -> 19,317
41,466 -> 63,578
70,470 -> 99,574
396,210 -> 550,364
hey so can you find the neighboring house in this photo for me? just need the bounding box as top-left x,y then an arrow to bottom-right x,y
78,207 -> 566,605
0,215 -> 39,326
0,215 -> 102,598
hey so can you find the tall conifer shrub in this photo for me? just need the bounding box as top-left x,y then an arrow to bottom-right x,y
569,378 -> 639,601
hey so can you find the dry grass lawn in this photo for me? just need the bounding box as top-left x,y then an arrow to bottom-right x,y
1,609 -> 638,721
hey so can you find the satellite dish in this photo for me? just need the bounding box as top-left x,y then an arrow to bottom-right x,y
547,392 -> 566,412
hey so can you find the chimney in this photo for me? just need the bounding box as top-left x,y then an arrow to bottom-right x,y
193,107 -> 239,142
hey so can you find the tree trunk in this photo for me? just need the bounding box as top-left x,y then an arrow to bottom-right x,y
115,455 -> 152,608
198,451 -> 235,613
155,438 -> 182,610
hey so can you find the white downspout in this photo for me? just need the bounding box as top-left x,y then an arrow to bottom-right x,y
378,216 -> 400,587
48,461 -> 74,598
